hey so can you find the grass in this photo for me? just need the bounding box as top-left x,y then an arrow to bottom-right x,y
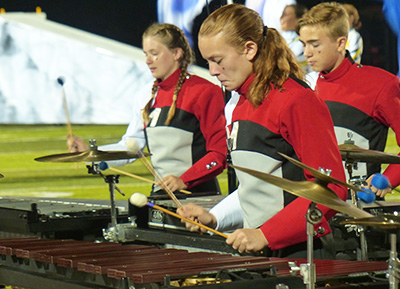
0,125 -> 398,202
0,124 -> 229,201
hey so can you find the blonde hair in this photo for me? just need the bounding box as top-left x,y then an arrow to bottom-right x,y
342,4 -> 361,30
297,2 -> 350,41
199,4 -> 304,107
142,23 -> 194,125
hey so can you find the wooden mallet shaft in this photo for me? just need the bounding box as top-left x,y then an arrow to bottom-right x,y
126,138 -> 184,209
107,166 -> 191,195
59,78 -> 73,140
147,202 -> 228,239
138,153 -> 184,208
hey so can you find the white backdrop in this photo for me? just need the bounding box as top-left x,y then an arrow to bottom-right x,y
0,13 -> 216,124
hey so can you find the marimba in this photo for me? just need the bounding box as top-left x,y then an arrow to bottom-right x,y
0,238 -> 389,289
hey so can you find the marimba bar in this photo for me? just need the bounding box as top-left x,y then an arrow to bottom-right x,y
0,238 -> 389,289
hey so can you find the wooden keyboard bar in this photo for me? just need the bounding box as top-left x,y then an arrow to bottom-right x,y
0,238 -> 389,286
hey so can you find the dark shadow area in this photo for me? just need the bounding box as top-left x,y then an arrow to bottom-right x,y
0,0 -> 397,73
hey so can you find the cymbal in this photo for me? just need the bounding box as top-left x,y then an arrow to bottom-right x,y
230,164 -> 373,218
35,149 -> 151,163
339,143 -> 400,164
277,152 -> 361,192
341,215 -> 400,230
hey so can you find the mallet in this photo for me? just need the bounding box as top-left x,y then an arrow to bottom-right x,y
126,138 -> 184,208
99,162 -> 191,194
129,192 -> 227,238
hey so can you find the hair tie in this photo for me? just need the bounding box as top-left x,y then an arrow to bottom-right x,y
263,25 -> 268,37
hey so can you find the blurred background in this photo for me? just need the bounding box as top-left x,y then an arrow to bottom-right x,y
0,0 -> 399,201
1,0 -> 398,74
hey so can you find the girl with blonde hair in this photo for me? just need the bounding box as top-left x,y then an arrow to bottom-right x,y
69,23 -> 227,195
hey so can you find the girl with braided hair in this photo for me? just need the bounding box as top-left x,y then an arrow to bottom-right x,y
141,23 -> 193,126
68,23 -> 227,196
177,4 -> 346,257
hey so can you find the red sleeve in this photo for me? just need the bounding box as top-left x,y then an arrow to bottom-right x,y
180,83 -> 227,188
260,89 -> 347,250
374,76 -> 400,188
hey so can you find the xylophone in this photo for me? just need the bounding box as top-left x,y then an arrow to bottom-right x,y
0,238 -> 389,289
127,195 -> 400,259
0,196 -> 129,240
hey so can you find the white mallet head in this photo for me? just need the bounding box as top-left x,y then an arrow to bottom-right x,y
129,192 -> 149,208
126,138 -> 139,153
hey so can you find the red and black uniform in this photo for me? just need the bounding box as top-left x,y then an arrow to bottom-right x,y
315,54 -> 400,188
218,74 -> 346,250
145,69 -> 227,194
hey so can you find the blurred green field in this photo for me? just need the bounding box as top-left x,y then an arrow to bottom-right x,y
0,125 -> 398,202
0,124 -> 229,201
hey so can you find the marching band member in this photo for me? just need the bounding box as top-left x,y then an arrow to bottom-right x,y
68,23 -> 227,195
280,4 -> 311,73
178,4 -> 347,257
298,2 -> 400,198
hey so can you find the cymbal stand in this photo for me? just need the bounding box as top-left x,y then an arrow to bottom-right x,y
388,232 -> 400,289
300,202 -> 322,289
343,153 -> 369,261
343,133 -> 359,207
87,163 -> 125,228
85,139 -> 125,228
348,174 -> 369,261
344,159 -> 358,206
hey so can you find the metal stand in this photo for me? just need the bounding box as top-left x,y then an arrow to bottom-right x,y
342,133 -> 359,206
345,161 -> 358,206
343,135 -> 369,261
300,202 -> 322,289
388,232 -> 399,289
358,225 -> 368,261
85,139 -> 126,240
104,174 -> 121,227
87,164 -> 125,228
347,175 -> 369,261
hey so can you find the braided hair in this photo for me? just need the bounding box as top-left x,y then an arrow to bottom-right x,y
142,23 -> 194,125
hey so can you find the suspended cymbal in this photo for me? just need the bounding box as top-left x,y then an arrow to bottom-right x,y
341,215 -> 400,230
230,164 -> 373,218
339,143 -> 400,164
35,149 -> 151,163
278,152 -> 361,192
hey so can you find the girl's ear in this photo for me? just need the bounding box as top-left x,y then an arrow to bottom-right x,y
244,41 -> 258,61
173,48 -> 183,61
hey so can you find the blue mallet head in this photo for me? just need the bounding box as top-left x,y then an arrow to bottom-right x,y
99,161 -> 109,171
371,173 -> 390,190
357,188 -> 376,203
